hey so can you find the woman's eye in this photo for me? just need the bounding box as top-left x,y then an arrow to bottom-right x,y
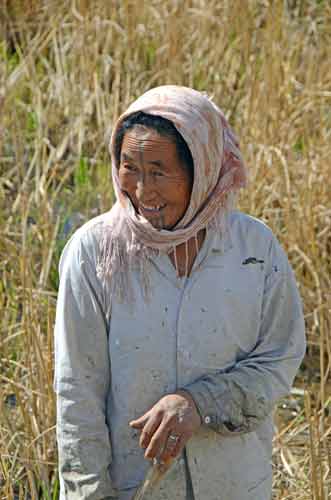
153,171 -> 164,177
123,164 -> 137,172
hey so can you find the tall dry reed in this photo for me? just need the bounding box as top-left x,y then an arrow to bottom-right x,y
0,1 -> 330,498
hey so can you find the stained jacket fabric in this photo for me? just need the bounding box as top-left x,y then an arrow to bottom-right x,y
53,210 -> 306,500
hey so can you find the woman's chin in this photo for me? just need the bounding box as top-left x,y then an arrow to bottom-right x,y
147,218 -> 167,230
138,210 -> 167,230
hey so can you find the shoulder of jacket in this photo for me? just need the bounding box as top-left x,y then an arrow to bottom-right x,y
229,210 -> 275,244
58,210 -> 112,273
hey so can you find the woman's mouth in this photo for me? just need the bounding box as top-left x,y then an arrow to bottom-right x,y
139,203 -> 166,215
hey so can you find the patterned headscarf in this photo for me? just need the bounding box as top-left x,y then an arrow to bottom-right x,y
98,85 -> 247,300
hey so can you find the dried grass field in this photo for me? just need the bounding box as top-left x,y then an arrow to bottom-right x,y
0,0 -> 330,498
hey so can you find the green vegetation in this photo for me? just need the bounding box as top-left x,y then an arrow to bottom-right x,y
1,1 -> 330,498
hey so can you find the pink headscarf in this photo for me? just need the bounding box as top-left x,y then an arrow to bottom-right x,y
98,86 -> 247,299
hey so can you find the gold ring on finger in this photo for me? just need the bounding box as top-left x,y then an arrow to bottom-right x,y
168,434 -> 180,445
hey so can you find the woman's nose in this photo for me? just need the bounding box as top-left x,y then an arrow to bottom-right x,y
136,175 -> 154,200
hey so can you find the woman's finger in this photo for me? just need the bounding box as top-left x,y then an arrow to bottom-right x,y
139,411 -> 162,449
144,420 -> 169,460
172,437 -> 186,460
160,431 -> 182,462
129,412 -> 150,429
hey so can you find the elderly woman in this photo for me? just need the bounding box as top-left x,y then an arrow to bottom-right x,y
53,86 -> 306,500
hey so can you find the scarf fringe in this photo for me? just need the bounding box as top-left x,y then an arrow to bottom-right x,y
96,192 -> 235,303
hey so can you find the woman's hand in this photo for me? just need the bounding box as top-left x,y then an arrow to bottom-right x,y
129,390 -> 201,463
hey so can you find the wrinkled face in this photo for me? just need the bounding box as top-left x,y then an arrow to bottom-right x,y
118,126 -> 193,230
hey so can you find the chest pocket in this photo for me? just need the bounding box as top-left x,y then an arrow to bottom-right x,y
177,262 -> 265,378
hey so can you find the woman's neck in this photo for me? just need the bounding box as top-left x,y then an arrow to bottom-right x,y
168,228 -> 206,277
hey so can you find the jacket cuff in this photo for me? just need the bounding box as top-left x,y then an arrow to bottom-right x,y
181,380 -> 246,435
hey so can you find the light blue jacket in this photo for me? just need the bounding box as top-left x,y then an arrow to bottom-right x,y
53,210 -> 306,500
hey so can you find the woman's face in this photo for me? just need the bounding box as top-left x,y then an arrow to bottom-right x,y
118,126 -> 193,230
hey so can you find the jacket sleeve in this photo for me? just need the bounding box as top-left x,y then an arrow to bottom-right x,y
53,229 -> 118,499
183,235 -> 306,436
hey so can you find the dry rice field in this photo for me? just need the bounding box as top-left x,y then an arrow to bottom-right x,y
0,1 -> 330,498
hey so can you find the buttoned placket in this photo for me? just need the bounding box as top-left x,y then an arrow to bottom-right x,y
152,233 -> 223,414
147,231 -> 225,500
150,228 -> 229,393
